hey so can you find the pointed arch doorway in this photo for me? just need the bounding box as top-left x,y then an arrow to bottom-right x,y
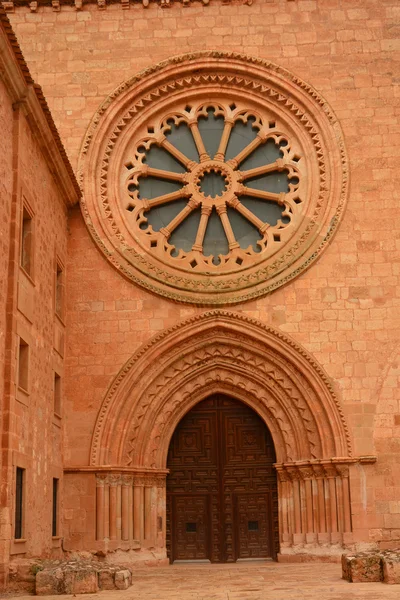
166,395 -> 278,563
86,311 -> 356,564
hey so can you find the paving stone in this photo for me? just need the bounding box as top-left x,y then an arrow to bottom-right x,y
12,559 -> 400,599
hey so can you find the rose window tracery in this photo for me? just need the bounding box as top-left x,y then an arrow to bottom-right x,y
124,103 -> 302,269
80,53 -> 348,304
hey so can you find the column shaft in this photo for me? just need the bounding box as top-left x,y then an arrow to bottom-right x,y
109,485 -> 117,540
96,484 -> 105,541
133,485 -> 144,542
121,484 -> 129,541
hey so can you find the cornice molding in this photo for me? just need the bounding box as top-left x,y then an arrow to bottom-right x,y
2,0 -> 256,12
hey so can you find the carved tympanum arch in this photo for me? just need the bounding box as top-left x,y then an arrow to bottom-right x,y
90,311 -> 352,469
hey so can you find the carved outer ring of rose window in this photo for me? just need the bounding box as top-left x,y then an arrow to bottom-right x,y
79,52 -> 348,305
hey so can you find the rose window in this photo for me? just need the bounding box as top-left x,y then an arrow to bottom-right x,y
81,53 -> 348,304
124,103 -> 302,270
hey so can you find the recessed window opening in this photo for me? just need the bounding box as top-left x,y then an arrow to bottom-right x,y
55,262 -> 64,319
18,337 -> 29,392
15,467 -> 24,539
52,478 -> 59,537
20,206 -> 33,276
54,373 -> 61,416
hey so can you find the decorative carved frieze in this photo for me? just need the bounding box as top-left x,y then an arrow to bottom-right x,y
335,464 -> 350,478
95,470 -> 166,487
2,0 -> 254,10
275,458 -> 368,481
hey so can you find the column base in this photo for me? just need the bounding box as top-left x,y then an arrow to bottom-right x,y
342,532 -> 354,545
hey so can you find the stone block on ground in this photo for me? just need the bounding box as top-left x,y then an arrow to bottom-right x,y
341,554 -> 352,582
36,568 -> 66,595
115,569 -> 132,590
64,568 -> 98,595
8,560 -> 43,593
32,559 -> 133,594
341,552 -> 382,583
98,568 -> 116,590
382,552 -> 400,584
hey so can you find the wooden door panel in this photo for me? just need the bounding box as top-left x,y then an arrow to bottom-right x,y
235,493 -> 272,559
167,396 -> 278,562
167,414 -> 217,466
172,495 -> 210,560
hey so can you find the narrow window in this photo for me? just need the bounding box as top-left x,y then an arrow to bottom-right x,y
55,262 -> 64,319
15,467 -> 24,539
54,373 -> 61,416
18,338 -> 29,392
52,478 -> 59,536
20,206 -> 33,276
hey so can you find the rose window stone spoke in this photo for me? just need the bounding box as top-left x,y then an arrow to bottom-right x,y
124,103 -> 301,269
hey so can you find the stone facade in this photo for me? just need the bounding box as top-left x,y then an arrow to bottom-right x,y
0,0 -> 399,591
0,8 -> 79,588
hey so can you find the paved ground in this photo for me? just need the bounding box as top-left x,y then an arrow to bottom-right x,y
8,562 -> 400,600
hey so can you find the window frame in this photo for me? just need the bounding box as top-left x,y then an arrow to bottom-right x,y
52,478 -> 59,537
19,200 -> 35,281
17,336 -> 29,394
53,371 -> 62,417
55,257 -> 65,322
14,466 -> 25,540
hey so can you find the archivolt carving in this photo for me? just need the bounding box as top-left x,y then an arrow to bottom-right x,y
90,311 -> 352,468
79,52 -> 348,304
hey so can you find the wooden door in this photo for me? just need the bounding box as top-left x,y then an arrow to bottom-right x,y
166,395 -> 278,562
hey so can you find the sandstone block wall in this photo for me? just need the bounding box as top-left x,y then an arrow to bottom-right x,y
0,8 -> 79,587
4,0 -> 400,561
1,106 -> 69,562
0,76 -> 13,391
0,65 -> 15,594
